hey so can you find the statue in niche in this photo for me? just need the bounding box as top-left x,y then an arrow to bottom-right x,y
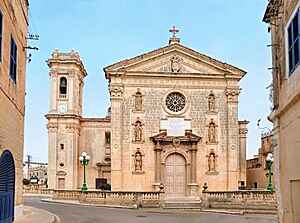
134,89 -> 143,111
208,93 -> 215,111
134,149 -> 143,172
208,152 -> 216,172
208,121 -> 216,142
133,118 -> 143,142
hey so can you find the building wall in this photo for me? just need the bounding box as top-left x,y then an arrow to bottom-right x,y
247,133 -> 274,189
78,119 -> 111,189
264,0 -> 300,222
46,50 -> 112,190
105,43 -> 248,195
0,0 -> 28,219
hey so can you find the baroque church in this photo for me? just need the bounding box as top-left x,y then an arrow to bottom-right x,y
46,27 -> 249,198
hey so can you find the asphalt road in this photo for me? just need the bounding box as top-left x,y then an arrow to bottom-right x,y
24,196 -> 277,223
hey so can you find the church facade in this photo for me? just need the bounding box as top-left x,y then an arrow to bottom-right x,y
46,30 -> 249,198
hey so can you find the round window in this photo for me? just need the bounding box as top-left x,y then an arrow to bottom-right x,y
165,92 -> 186,112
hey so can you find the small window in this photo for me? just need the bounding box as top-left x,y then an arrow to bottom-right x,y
0,11 -> 3,61
59,77 -> 67,94
288,10 -> 300,75
9,35 -> 17,83
105,132 -> 111,145
60,144 -> 64,150
59,163 -> 64,167
254,182 -> 258,189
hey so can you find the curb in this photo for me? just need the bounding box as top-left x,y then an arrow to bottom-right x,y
15,206 -> 61,223
41,198 -> 135,210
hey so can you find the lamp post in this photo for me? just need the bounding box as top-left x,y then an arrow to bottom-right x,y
266,153 -> 274,191
79,152 -> 90,190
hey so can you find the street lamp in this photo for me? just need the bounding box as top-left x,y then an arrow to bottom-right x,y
79,152 -> 90,190
266,153 -> 274,191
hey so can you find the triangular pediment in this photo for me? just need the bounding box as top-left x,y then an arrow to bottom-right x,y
104,43 -> 246,78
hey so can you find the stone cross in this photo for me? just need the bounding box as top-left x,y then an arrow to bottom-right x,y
169,25 -> 179,38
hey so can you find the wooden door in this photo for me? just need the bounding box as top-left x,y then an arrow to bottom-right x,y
165,154 -> 186,197
58,178 -> 65,189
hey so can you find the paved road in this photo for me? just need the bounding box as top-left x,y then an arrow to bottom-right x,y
24,196 -> 277,223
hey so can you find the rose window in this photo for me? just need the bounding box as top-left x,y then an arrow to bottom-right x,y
165,92 -> 186,112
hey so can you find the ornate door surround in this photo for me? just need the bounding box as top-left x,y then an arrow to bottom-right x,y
150,130 -> 201,198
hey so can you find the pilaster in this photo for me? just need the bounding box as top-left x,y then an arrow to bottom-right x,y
238,120 -> 249,186
225,87 -> 240,190
109,80 -> 124,190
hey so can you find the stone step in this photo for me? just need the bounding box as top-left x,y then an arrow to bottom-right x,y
203,208 -> 277,216
165,201 -> 202,209
208,204 -> 277,211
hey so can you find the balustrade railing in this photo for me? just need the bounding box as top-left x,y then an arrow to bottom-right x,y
52,190 -> 164,208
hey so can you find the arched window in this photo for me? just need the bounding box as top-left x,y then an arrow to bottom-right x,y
59,77 -> 67,95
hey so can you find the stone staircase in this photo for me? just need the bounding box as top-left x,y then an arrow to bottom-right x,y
164,197 -> 202,210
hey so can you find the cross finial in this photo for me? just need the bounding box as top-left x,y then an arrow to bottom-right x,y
169,25 -> 179,38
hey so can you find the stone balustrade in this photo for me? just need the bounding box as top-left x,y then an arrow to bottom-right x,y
53,189 -> 164,208
23,187 -> 54,195
202,190 -> 277,209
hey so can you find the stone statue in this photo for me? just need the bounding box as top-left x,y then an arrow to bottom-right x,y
208,94 -> 215,111
208,122 -> 216,142
134,121 -> 142,141
208,153 -> 216,172
134,150 -> 142,172
134,90 -> 143,111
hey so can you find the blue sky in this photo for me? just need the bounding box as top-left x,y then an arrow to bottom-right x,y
24,0 -> 272,162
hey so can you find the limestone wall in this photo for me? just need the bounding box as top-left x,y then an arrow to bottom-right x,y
0,0 -> 28,211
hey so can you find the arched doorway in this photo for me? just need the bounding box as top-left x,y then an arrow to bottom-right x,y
165,153 -> 186,198
0,150 -> 15,222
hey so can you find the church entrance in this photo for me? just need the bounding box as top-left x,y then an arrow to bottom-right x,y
165,153 -> 186,197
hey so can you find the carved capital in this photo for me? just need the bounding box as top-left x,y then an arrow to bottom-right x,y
109,84 -> 124,98
68,68 -> 76,78
66,124 -> 80,134
49,69 -> 58,77
47,123 -> 58,133
239,128 -> 248,138
225,88 -> 240,101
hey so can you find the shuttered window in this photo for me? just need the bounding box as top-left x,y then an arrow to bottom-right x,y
0,11 -> 3,62
9,35 -> 17,83
288,10 -> 300,75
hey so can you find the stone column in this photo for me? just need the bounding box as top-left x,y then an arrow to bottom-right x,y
189,142 -> 198,197
154,141 -> 162,190
238,120 -> 249,187
109,80 -> 124,190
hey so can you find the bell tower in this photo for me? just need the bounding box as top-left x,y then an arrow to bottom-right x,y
47,49 -> 86,116
46,49 -> 87,189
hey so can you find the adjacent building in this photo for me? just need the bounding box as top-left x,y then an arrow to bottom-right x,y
46,29 -> 249,199
0,0 -> 29,221
263,0 -> 300,222
246,132 -> 274,189
23,162 -> 48,185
